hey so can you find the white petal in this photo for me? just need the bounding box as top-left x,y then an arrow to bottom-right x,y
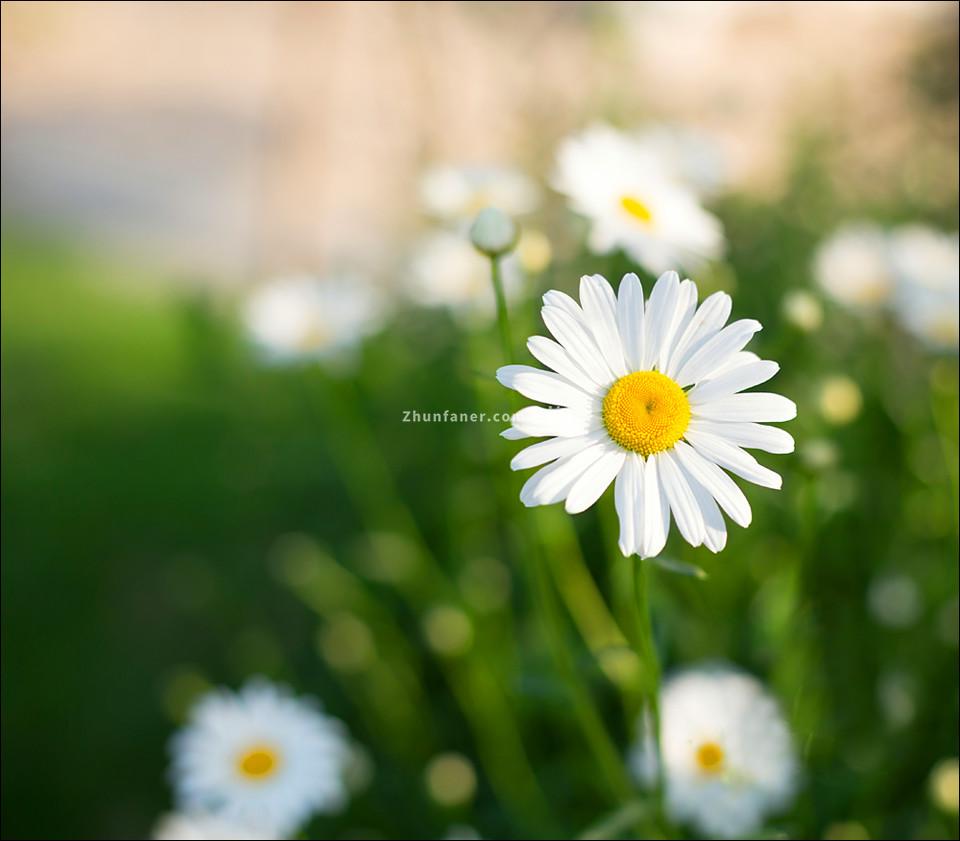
687,360 -> 780,404
511,406 -> 598,438
542,306 -> 616,387
692,392 -> 797,422
657,278 -> 698,371
617,273 -> 646,371
682,465 -> 728,553
519,443 -> 607,506
542,289 -> 584,321
496,364 -> 597,409
614,454 -> 645,556
510,430 -> 606,471
665,291 -> 732,378
657,451 -> 705,547
686,420 -> 795,454
527,336 -> 604,393
672,440 -> 751,527
643,271 -> 681,371
684,429 -> 783,489
641,454 -> 670,559
674,319 -> 762,387
501,427 -> 531,440
565,447 -> 626,514
580,274 -> 629,377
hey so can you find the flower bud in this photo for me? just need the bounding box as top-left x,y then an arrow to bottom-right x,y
469,207 -> 518,258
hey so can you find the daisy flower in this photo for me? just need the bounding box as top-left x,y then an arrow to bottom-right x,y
813,222 -> 894,310
889,225 -> 959,350
630,666 -> 798,839
552,124 -> 724,275
420,164 -> 539,224
631,123 -> 729,197
243,274 -> 385,364
498,271 -> 795,557
152,812 -> 277,840
170,679 -> 352,837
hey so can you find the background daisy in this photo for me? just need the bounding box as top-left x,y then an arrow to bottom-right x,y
813,222 -> 894,310
420,164 -> 539,224
631,665 -> 798,839
152,812 -> 278,840
499,270 -> 795,557
243,274 -> 385,364
170,680 -> 352,837
552,124 -> 725,275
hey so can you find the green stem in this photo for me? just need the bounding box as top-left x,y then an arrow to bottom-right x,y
633,559 -> 664,822
490,256 -> 514,361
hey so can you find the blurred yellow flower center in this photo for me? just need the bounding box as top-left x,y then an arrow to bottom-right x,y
695,741 -> 725,774
237,745 -> 280,780
620,195 -> 654,226
602,371 -> 690,456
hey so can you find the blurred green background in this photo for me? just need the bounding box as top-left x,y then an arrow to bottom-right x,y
2,2 -> 958,840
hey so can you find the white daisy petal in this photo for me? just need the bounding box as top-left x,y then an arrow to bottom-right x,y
692,392 -> 797,423
527,336 -> 605,393
672,440 -> 751,527
614,453 -> 645,556
541,306 -> 616,387
496,365 -> 597,409
641,454 -> 670,559
709,350 -> 760,376
580,274 -> 629,376
686,419 -> 795,454
510,406 -> 598,438
658,278 -> 698,371
683,468 -> 727,553
565,447 -> 626,514
616,273 -> 646,370
687,360 -> 780,404
644,271 -> 681,367
674,319 -> 762,387
542,289 -> 585,321
666,291 -> 732,377
500,426 -> 532,440
510,431 -> 607,471
519,444 -> 607,506
657,451 -> 706,547
684,430 -> 783,489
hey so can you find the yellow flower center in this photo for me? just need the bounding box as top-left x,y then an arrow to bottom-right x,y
695,741 -> 725,775
236,744 -> 281,780
620,195 -> 654,226
602,370 -> 690,456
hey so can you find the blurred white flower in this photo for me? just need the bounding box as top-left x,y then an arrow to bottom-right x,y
631,666 -> 798,839
243,275 -> 385,364
420,164 -> 539,223
552,124 -> 724,275
813,223 -> 893,310
499,271 -> 795,558
408,231 -> 522,317
632,123 -> 729,196
889,225 -> 959,351
170,679 -> 351,837
152,812 -> 277,840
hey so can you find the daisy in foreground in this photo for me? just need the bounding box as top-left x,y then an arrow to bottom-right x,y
498,271 -> 796,557
170,679 -> 351,837
630,666 -> 798,839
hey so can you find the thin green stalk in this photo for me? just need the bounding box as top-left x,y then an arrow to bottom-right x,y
490,256 -> 514,361
632,558 -> 664,823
